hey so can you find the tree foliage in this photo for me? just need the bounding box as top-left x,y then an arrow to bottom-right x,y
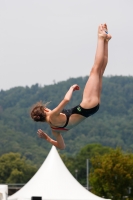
0,152 -> 37,183
0,76 -> 133,165
61,144 -> 111,186
90,148 -> 133,200
62,144 -> 133,199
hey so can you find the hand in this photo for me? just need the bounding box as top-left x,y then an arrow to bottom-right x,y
71,84 -> 80,91
37,129 -> 49,140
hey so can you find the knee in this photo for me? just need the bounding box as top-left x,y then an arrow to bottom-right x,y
90,65 -> 101,75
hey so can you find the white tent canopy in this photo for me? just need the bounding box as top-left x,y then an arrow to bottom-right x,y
8,146 -> 110,200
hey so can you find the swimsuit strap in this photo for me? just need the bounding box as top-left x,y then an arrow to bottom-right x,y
61,114 -> 69,128
51,127 -> 69,131
50,113 -> 70,130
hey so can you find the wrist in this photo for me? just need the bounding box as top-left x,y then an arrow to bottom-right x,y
70,86 -> 74,91
47,136 -> 51,143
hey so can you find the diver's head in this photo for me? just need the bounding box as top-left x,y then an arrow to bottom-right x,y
30,102 -> 50,122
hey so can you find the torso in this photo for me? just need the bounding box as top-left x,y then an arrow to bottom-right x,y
48,104 -> 99,132
49,104 -> 99,132
49,112 -> 85,132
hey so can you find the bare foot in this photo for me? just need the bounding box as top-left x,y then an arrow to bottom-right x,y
98,24 -> 107,40
102,23 -> 112,41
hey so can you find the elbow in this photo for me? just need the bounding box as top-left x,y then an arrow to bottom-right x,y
64,98 -> 70,103
59,144 -> 66,150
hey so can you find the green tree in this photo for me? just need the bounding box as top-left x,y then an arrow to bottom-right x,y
75,144 -> 111,186
90,148 -> 133,200
61,144 -> 111,186
1,76 -> 133,165
0,152 -> 37,183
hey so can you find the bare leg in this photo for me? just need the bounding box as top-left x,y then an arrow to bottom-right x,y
80,24 -> 110,109
100,24 -> 111,76
98,40 -> 108,100
99,24 -> 112,99
101,25 -> 109,75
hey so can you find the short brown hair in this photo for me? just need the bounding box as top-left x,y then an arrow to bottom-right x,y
30,101 -> 49,122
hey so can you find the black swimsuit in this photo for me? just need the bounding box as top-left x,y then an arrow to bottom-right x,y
51,104 -> 99,131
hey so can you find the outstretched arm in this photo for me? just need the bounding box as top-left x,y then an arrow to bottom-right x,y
37,129 -> 66,150
51,84 -> 80,116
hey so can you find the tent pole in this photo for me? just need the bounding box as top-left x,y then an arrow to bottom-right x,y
86,159 -> 89,190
